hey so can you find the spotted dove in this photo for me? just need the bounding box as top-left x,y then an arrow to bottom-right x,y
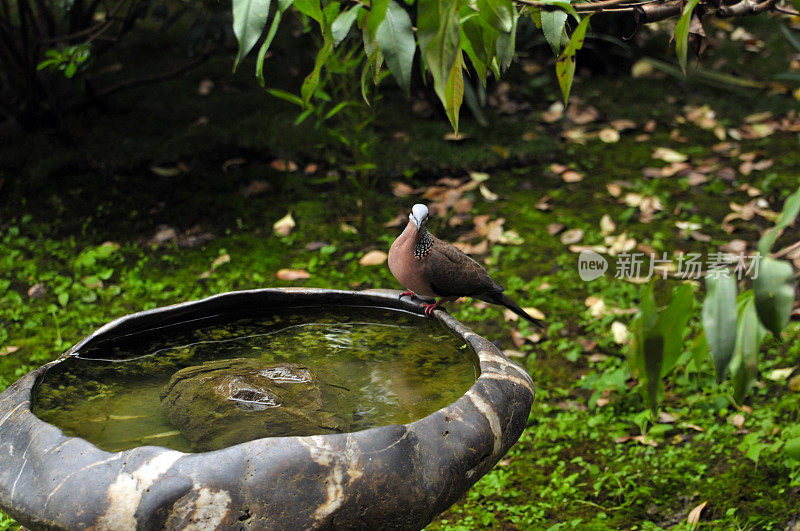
388,204 -> 544,327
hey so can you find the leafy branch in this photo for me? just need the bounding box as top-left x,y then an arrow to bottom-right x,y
232,0 -> 799,131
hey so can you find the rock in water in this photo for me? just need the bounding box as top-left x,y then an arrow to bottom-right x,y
160,359 -> 350,451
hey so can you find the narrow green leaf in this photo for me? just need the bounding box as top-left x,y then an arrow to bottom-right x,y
233,0 -> 272,70
462,16 -> 495,84
540,9 -> 567,55
758,185 -> 800,255
463,80 -> 488,126
477,0 -> 514,33
367,0 -> 391,37
555,14 -> 591,105
293,0 -> 323,22
332,5 -> 362,46
635,284 -> 664,414
659,283 -> 695,376
443,49 -> 464,133
417,0 -> 460,97
301,38 -> 333,105
690,329 -> 709,373
255,0 -> 293,86
780,24 -> 800,54
267,88 -> 304,106
702,273 -> 737,382
375,0 -> 415,95
495,6 -> 518,70
730,293 -> 765,404
753,257 -> 795,337
674,0 -> 700,75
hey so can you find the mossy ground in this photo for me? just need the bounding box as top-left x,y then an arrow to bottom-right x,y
1,12 -> 800,530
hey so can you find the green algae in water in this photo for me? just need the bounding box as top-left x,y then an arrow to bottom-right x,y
32,307 -> 479,453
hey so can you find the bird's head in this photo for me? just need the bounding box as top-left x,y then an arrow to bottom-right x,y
410,203 -> 429,233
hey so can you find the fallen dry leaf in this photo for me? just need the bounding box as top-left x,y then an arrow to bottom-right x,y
562,170 -> 584,183
270,159 -> 298,172
0,345 -> 19,356
276,269 -> 311,281
567,103 -> 600,124
273,212 -> 295,236
469,171 -> 490,183
452,240 -> 489,255
687,501 -> 708,528
197,79 -> 214,95
653,147 -> 688,163
535,195 -> 552,211
729,413 -> 746,429
600,214 -> 616,235
522,307 -> 546,320
359,250 -> 388,266
541,102 -> 564,122
240,180 -> 270,197
392,182 -> 420,197
479,184 -> 499,202
221,158 -> 246,172
560,229 -> 584,245
607,183 -> 623,197
599,128 -> 621,143
611,321 -> 630,345
340,223 -> 358,234
547,223 -> 565,236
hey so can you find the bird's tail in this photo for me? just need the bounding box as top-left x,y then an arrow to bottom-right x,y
489,292 -> 545,329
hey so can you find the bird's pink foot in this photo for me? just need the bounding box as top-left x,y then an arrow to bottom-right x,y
399,290 -> 415,299
422,301 -> 443,317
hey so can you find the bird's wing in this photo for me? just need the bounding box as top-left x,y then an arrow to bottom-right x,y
427,238 -> 503,297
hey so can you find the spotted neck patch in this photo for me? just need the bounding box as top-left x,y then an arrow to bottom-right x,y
414,230 -> 433,260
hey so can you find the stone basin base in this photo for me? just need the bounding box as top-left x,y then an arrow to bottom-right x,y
0,288 -> 534,530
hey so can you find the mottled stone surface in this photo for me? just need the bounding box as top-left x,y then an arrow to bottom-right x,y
0,288 -> 534,530
161,360 -> 350,450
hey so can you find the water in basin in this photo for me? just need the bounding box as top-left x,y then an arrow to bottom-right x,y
32,306 -> 479,453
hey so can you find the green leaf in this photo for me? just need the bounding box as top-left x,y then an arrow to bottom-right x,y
375,0 -> 415,95
784,437 -> 800,460
477,0 -> 514,33
366,0 -> 391,38
332,5 -> 362,46
64,62 -> 77,78
301,37 -> 334,105
443,49 -> 464,133
780,24 -> 800,54
462,16 -> 496,84
495,6 -> 518,70
540,9 -> 567,55
674,0 -> 700,75
233,0 -> 272,70
555,14 -> 591,105
256,0 -> 293,86
635,284 -> 664,415
659,283 -> 695,376
730,293 -> 765,404
58,292 -> 69,307
753,257 -> 795,337
267,88 -> 304,106
690,329 -> 709,372
417,0 -> 460,123
702,273 -> 737,382
758,185 -> 800,255
293,0 -> 323,22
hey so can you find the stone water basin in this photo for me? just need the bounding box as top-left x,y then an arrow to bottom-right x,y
0,288 -> 534,530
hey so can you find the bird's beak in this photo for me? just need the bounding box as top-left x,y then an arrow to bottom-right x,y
411,214 -> 421,232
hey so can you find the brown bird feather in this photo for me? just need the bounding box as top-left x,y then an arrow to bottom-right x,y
388,204 -> 543,328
